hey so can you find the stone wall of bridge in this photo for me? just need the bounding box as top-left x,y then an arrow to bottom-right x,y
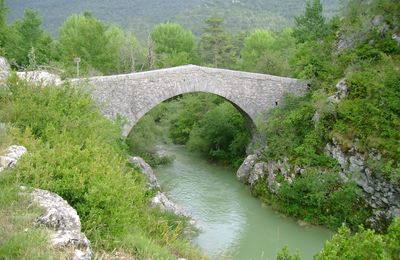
74,65 -> 308,136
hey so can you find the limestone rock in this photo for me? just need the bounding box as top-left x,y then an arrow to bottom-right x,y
236,154 -> 258,182
248,162 -> 268,186
328,79 -> 348,102
17,71 -> 62,86
267,162 -> 279,193
0,56 -> 10,83
31,189 -> 91,260
324,138 -> 400,231
151,191 -> 189,217
0,145 -> 27,173
129,156 -> 193,220
324,139 -> 348,170
129,156 -> 160,189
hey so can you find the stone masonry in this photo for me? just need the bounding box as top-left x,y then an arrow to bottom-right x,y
72,65 -> 307,136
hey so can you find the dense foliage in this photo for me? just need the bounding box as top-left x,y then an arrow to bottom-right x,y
57,12 -> 142,76
248,0 -> 400,234
127,93 -> 251,168
0,4 -> 52,68
240,29 -> 295,76
316,217 -> 400,259
150,23 -> 198,68
0,76 -> 202,258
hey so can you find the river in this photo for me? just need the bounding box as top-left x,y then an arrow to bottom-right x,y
154,145 -> 332,259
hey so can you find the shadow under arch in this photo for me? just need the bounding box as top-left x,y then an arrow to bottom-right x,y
124,91 -> 257,137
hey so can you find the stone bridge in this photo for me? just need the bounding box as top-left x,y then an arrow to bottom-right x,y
75,65 -> 307,136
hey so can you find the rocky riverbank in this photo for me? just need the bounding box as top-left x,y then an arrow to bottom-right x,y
237,78 -> 400,231
129,156 -> 193,219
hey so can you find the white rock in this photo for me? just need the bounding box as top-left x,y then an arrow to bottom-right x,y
129,156 -> 160,189
236,154 -> 258,182
248,162 -> 267,186
17,71 -> 62,86
0,145 -> 27,173
151,191 -> 189,218
31,189 -> 91,260
0,56 -> 10,83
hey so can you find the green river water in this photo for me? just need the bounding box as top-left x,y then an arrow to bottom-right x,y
154,145 -> 333,259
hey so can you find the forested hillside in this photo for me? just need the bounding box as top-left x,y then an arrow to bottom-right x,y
8,0 -> 342,40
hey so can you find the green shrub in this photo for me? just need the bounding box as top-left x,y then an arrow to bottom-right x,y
0,76 -> 202,258
316,217 -> 400,259
275,170 -> 370,229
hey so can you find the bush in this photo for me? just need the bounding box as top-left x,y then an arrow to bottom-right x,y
0,76 -> 202,258
187,101 -> 251,167
275,170 -> 370,229
316,217 -> 400,259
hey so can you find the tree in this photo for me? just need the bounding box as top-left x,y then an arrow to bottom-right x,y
187,101 -> 250,166
240,30 -> 275,72
240,29 -> 295,76
105,25 -> 144,73
199,14 -> 237,68
58,12 -> 112,76
0,0 -> 8,54
292,0 -> 328,43
150,23 -> 197,68
2,9 -> 52,67
289,0 -> 335,81
0,0 -> 7,30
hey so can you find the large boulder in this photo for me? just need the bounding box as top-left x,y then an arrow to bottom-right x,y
30,188 -> 92,260
248,162 -> 268,186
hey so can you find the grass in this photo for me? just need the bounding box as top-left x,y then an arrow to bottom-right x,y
0,76 -> 205,259
0,176 -> 72,259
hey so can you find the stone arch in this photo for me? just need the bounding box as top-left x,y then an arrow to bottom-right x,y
125,91 -> 256,136
76,65 -> 307,137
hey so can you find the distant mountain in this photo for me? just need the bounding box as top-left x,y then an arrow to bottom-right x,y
7,0 -> 343,41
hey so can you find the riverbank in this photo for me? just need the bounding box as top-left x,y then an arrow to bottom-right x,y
153,145 -> 332,259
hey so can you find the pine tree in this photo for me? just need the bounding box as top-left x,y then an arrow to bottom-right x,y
292,0 -> 328,43
199,14 -> 236,68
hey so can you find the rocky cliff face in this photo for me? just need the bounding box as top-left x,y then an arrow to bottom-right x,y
237,144 -> 400,231
324,139 -> 400,231
237,78 -> 400,231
